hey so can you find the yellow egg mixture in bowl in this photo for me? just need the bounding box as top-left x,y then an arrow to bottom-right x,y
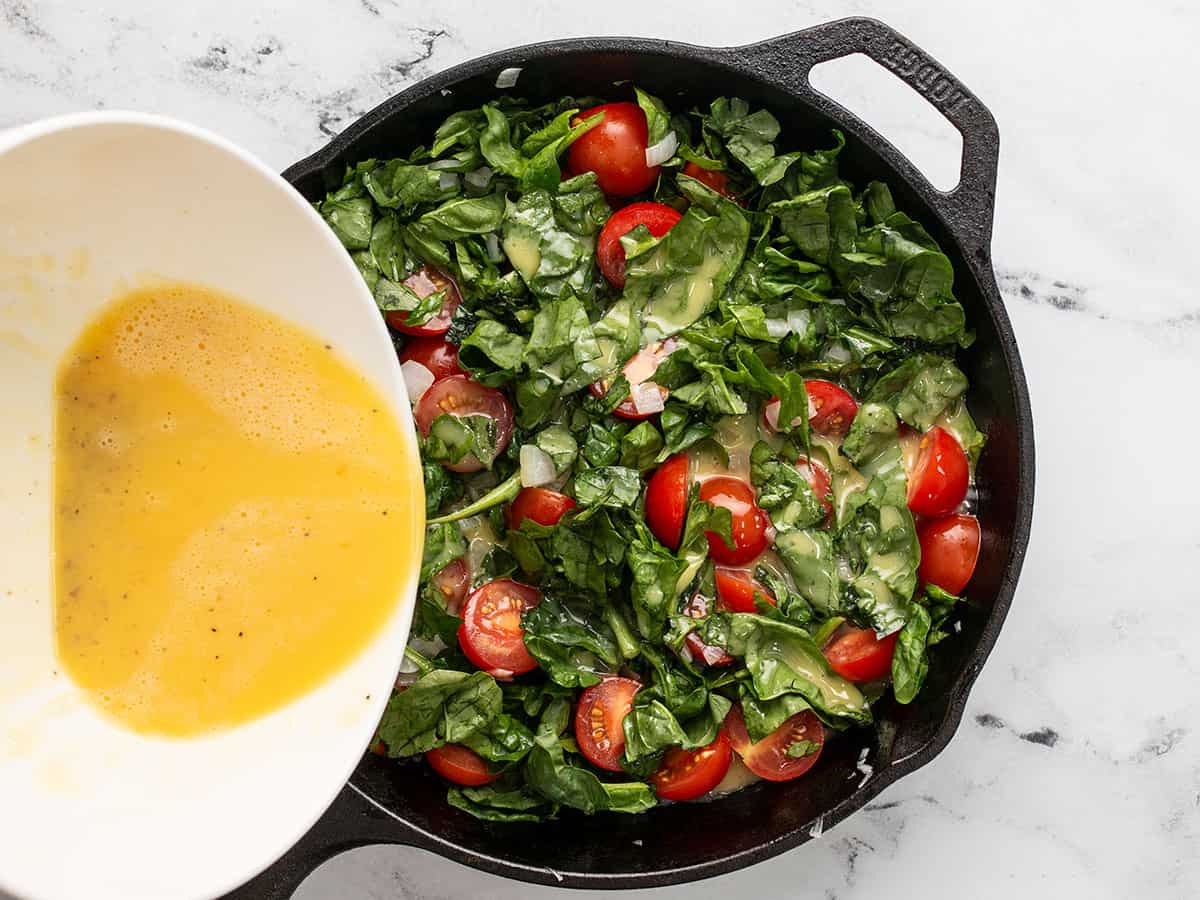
0,114 -> 424,900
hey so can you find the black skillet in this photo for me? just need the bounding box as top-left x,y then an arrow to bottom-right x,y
227,16 -> 1034,897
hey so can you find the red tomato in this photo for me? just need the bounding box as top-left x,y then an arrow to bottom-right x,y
508,487 -> 576,530
457,579 -> 541,679
596,202 -> 682,288
725,705 -> 825,782
574,676 -> 641,772
682,161 -> 732,198
918,514 -> 980,594
413,375 -> 514,473
568,102 -> 659,196
763,381 -> 858,439
714,568 -> 776,613
822,626 -> 898,682
590,338 -> 679,421
384,266 -> 462,336
906,426 -> 969,517
699,477 -> 769,566
425,744 -> 498,787
645,453 -> 689,550
683,591 -> 735,667
796,455 -> 833,524
398,336 -> 463,381
370,739 -> 388,756
432,557 -> 470,616
651,729 -> 733,801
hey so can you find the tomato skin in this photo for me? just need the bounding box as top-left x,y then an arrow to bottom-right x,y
398,336 -> 463,381
384,266 -> 462,336
918,514 -> 980,594
575,677 -> 641,772
906,426 -> 969,517
682,161 -> 732,197
714,568 -> 775,613
699,477 -> 769,566
645,453 -> 689,550
508,487 -> 576,530
413,375 -> 514,473
432,557 -> 470,616
568,102 -> 659,196
725,705 -> 825,782
457,579 -> 542,679
596,202 -> 682,288
683,591 -> 735,667
651,729 -> 733,801
590,338 -> 679,421
822,626 -> 898,682
426,744 -> 498,786
796,455 -> 833,524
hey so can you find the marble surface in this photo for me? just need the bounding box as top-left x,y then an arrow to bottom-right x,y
4,0 -> 1199,897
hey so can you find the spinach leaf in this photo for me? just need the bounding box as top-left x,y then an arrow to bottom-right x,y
773,528 -> 839,613
423,413 -> 500,469
320,196 -> 373,250
750,440 -> 826,531
377,670 -> 502,757
447,781 -> 556,823
418,194 -> 505,240
739,690 -> 811,743
627,524 -> 689,641
841,402 -> 899,466
420,522 -> 466,581
574,466 -> 641,509
704,98 -> 800,186
502,178 -> 608,303
867,354 -> 968,430
891,601 -> 932,704
461,713 -> 536,763
622,691 -> 731,763
522,593 -> 621,688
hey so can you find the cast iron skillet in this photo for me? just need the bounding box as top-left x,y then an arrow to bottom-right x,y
227,16 -> 1034,897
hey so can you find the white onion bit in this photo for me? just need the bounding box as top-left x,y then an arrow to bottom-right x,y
429,158 -> 459,171
644,130 -> 679,167
464,165 -> 493,190
495,67 -> 522,88
438,172 -> 461,191
825,340 -> 852,363
485,231 -> 503,262
400,360 -> 434,404
631,382 -> 666,415
764,317 -> 790,339
788,308 -> 812,334
520,444 -> 556,487
808,815 -> 826,839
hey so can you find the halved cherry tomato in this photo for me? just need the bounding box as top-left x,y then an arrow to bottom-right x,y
725,705 -> 825,782
457,579 -> 541,679
590,338 -> 679,420
596,202 -> 682,288
651,729 -> 733,801
763,381 -> 859,439
384,266 -> 462,336
796,455 -> 833,524
906,426 -> 969,517
682,161 -> 732,198
508,487 -> 576,530
398,336 -> 464,381
683,591 -> 735,667
413,375 -> 514,473
425,744 -> 498,787
568,102 -> 658,196
699,477 -> 769,566
714,568 -> 776,613
575,676 -> 641,772
370,739 -> 388,756
645,453 -> 689,550
918,514 -> 980,594
432,557 -> 470,616
822,625 -> 898,682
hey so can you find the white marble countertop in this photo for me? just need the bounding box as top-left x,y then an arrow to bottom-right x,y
4,0 -> 1198,898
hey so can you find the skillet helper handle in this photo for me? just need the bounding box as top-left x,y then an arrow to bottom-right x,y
220,780 -> 432,900
737,16 -> 1000,255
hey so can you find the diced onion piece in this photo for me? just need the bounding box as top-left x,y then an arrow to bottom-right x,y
495,67 -> 522,88
644,130 -> 678,167
429,158 -> 459,171
520,444 -> 556,487
764,317 -> 790,339
464,166 -> 493,190
485,232 -> 503,263
825,341 -> 851,363
400,360 -> 435,404
631,382 -> 666,415
763,396 -> 804,433
787,308 -> 811,334
438,172 -> 460,190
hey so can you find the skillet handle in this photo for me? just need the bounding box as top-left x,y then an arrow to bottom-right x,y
734,17 -> 1000,255
219,780 -> 435,900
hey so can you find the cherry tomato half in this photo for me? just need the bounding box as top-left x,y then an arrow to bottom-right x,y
590,338 -> 679,421
413,375 -> 514,473
725,705 -> 826,782
918,514 -> 980,595
763,380 -> 858,439
714,568 -> 776,613
508,487 -> 576,530
568,102 -> 659,196
384,266 -> 462,336
398,336 -> 464,381
822,625 -> 898,682
432,557 -> 470,616
457,579 -> 542,679
645,453 -> 689,550
699,477 -> 769,566
906,426 -> 969,517
683,591 -> 735,667
575,676 -> 641,772
596,202 -> 682,288
796,455 -> 833,524
682,161 -> 733,198
425,744 -> 498,787
651,729 -> 733,801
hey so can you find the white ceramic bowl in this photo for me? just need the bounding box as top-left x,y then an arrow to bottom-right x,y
0,113 -> 422,900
